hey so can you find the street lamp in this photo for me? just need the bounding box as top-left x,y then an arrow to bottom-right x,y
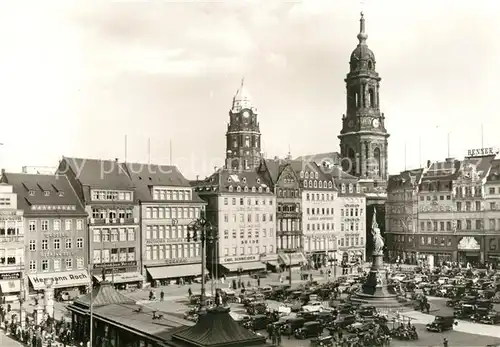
44,278 -> 55,319
187,212 -> 218,311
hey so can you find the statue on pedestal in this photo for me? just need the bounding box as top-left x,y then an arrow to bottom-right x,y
371,209 -> 384,255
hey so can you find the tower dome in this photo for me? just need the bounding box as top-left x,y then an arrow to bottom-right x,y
231,78 -> 253,111
350,12 -> 376,71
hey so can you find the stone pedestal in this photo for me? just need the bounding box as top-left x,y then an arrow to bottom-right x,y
350,253 -> 408,309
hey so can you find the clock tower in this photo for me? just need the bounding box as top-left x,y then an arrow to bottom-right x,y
225,79 -> 262,171
338,13 -> 389,182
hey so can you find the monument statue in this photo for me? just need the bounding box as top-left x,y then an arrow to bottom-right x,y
371,209 -> 384,255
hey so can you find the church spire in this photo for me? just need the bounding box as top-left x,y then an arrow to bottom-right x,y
357,12 -> 368,44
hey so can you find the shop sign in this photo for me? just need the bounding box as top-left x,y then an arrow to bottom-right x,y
458,237 -> 480,251
29,271 -> 89,287
165,258 -> 188,265
93,261 -> 137,269
165,238 -> 187,244
0,272 -> 20,280
146,239 -> 166,244
467,147 -> 497,157
44,232 -> 70,238
221,255 -> 257,264
0,216 -> 22,221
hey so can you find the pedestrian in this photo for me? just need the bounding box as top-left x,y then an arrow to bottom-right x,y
160,290 -> 165,302
276,329 -> 282,346
188,287 -> 192,297
443,337 -> 448,347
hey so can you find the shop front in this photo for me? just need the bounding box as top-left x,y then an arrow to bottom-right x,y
219,255 -> 266,275
28,270 -> 90,297
278,252 -> 306,269
260,253 -> 279,272
145,257 -> 203,286
486,237 -> 500,266
92,261 -> 143,289
457,236 -> 481,265
0,272 -> 22,302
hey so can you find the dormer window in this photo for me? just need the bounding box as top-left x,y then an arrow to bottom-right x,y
315,172 -> 318,179
256,178 -> 260,184
324,181 -> 327,187
244,186 -> 249,192
258,187 -> 263,192
251,187 -> 256,192
266,187 -> 270,192
319,181 -> 323,188
300,171 -> 304,178
349,184 -> 353,193
228,185 -> 233,192
328,181 -> 333,189
356,184 -> 361,193
44,191 -> 50,196
242,177 -> 247,183
29,190 -> 35,196
341,184 -> 346,193
228,177 -> 232,182
59,192 -> 64,197
309,180 -> 313,188
237,186 -> 241,192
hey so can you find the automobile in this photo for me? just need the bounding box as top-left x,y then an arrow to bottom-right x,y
302,301 -> 324,312
357,305 -> 377,318
282,317 -> 306,335
295,321 -> 324,339
246,302 -> 267,315
437,277 -> 450,285
426,315 -> 456,332
329,314 -> 356,330
477,309 -> 500,325
310,335 -> 334,347
391,274 -> 406,282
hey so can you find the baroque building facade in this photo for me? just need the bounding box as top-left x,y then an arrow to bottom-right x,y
386,154 -> 500,266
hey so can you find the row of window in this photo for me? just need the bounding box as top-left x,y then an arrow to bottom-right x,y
153,189 -> 192,201
145,244 -> 200,261
0,228 -> 21,236
419,218 -> 500,232
303,180 -> 333,190
277,204 -> 300,213
222,228 -> 275,239
145,225 -> 190,240
488,187 -> 500,195
224,197 -> 274,206
92,228 -> 136,243
305,193 -> 336,201
419,195 -> 451,201
455,186 -> 482,198
223,245 -> 274,257
306,207 -> 334,215
91,190 -> 133,201
228,185 -> 271,193
303,235 -> 364,248
145,207 -> 201,219
29,238 -> 84,251
223,213 -> 274,224
28,219 -> 84,232
306,223 -> 335,232
0,197 -> 11,206
341,208 -> 364,217
277,189 -> 300,198
92,248 -> 135,263
91,208 -> 134,219
341,223 -> 362,232
29,257 -> 85,273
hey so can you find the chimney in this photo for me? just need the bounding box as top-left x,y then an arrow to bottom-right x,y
115,158 -> 119,162
445,157 -> 455,163
426,160 -> 431,168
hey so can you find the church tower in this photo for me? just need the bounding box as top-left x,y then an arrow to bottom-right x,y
225,79 -> 262,171
338,13 -> 390,184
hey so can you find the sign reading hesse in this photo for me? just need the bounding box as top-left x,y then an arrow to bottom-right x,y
467,147 -> 498,157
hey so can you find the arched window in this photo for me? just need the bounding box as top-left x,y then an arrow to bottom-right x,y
237,186 -> 241,192
304,180 -> 308,188
305,172 -> 309,179
244,186 -> 249,192
369,89 -> 375,107
328,182 -> 333,189
355,92 -> 360,107
251,187 -> 256,192
229,185 -> 233,192
300,171 -> 304,178
373,148 -> 381,176
368,60 -> 373,70
309,180 -> 313,187
319,181 -> 322,188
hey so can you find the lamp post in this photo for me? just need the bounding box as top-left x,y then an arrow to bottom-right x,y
187,212 -> 218,310
44,278 -> 55,319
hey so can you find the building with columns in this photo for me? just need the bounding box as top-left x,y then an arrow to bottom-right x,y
257,157 -> 306,269
0,181 -> 24,302
225,79 -> 262,171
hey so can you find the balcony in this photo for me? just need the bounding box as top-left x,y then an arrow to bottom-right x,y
89,217 -> 137,226
0,235 -> 23,244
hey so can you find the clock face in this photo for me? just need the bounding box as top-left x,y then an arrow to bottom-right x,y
372,118 -> 380,128
242,110 -> 250,118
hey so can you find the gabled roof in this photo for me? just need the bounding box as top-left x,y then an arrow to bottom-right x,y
1,173 -> 86,217
387,168 -> 425,192
59,157 -> 135,190
74,281 -> 135,308
125,163 -> 204,203
171,307 -> 266,347
457,155 -> 496,181
295,152 -> 340,166
487,159 -> 500,183
422,159 -> 461,181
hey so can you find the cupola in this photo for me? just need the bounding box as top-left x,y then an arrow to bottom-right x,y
231,78 -> 254,112
350,12 -> 376,71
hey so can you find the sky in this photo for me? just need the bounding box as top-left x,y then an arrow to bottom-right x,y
0,0 -> 499,179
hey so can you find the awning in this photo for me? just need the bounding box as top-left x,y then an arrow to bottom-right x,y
266,261 -> 279,267
93,272 -> 144,284
0,279 -> 20,293
278,252 -> 306,266
146,264 -> 203,279
222,261 -> 265,272
29,270 -> 90,291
